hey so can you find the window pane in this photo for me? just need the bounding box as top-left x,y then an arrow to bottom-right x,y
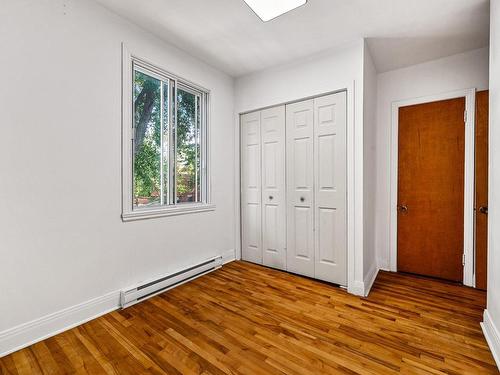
176,88 -> 201,203
133,70 -> 162,208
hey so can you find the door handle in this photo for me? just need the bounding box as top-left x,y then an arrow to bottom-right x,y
397,204 -> 408,213
269,195 -> 274,200
300,197 -> 305,202
479,206 -> 488,215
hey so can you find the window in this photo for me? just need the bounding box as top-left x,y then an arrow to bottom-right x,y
122,49 -> 212,221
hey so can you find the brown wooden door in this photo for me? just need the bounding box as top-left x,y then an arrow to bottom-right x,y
397,98 -> 465,282
475,90 -> 489,290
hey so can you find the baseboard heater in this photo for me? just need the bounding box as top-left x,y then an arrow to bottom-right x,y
120,255 -> 223,308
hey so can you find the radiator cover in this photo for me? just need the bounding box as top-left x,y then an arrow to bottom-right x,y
120,255 -> 223,308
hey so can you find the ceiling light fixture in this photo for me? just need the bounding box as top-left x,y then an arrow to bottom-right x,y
243,0 -> 307,22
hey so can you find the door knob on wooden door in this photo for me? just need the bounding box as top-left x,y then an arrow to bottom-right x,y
479,206 -> 488,215
397,204 -> 408,213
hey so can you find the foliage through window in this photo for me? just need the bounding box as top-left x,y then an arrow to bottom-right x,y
132,63 -> 208,210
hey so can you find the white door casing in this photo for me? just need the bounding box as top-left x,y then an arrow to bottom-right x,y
241,111 -> 262,264
286,100 -> 315,277
314,92 -> 347,284
261,106 -> 287,270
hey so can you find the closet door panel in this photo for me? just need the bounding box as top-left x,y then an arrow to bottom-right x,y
241,111 -> 262,264
314,92 -> 347,285
286,100 -> 315,277
261,106 -> 287,270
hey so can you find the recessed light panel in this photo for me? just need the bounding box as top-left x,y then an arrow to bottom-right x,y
243,0 -> 307,22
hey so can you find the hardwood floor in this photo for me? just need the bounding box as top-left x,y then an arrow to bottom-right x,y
0,261 -> 497,374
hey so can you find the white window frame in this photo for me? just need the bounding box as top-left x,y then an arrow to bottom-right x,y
121,44 -> 214,221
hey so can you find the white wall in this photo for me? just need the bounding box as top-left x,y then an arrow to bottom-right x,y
483,0 -> 500,367
235,40 -> 367,295
0,0 -> 235,354
375,47 -> 490,269
362,42 -> 378,288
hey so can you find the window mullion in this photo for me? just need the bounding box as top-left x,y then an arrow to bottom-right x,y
170,79 -> 178,205
160,81 -> 165,206
195,95 -> 198,203
202,93 -> 207,203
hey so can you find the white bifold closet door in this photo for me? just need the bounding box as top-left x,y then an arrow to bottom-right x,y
241,111 -> 262,264
286,99 -> 315,277
286,92 -> 347,285
241,106 -> 286,270
261,106 -> 286,269
313,92 -> 347,285
242,91 -> 346,285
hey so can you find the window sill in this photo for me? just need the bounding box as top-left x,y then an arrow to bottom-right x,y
122,203 -> 216,222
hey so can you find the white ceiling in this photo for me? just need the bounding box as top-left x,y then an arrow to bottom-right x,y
96,0 -> 490,77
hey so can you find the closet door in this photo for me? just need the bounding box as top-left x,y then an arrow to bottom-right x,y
261,106 -> 286,270
241,111 -> 262,264
314,92 -> 347,285
286,100 -> 315,277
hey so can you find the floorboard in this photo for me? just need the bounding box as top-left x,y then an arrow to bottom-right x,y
0,261 -> 497,374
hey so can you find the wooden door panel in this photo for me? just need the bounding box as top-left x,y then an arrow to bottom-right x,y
475,90 -> 489,290
397,98 -> 465,282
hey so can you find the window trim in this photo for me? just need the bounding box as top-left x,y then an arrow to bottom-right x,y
121,44 -> 214,221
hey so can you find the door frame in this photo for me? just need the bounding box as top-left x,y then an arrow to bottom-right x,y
389,88 -> 476,287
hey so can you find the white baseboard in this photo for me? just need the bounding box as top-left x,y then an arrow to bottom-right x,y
222,249 -> 236,265
482,309 -> 500,370
0,291 -> 121,358
347,264 -> 380,298
348,281 -> 365,296
0,250 -> 236,358
363,265 -> 380,297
